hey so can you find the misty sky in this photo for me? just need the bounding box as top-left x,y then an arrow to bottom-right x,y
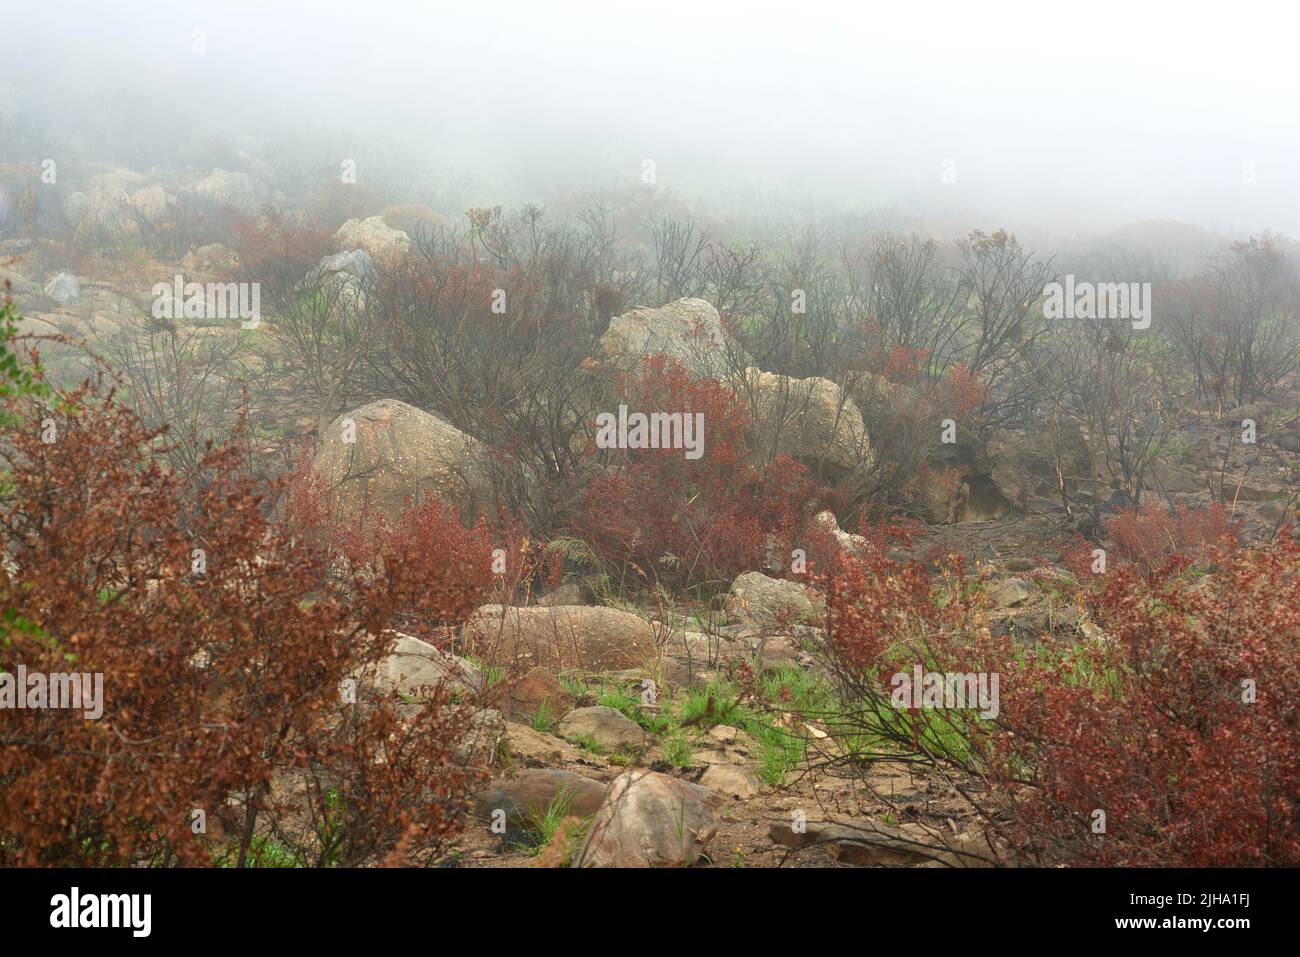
5,0 -> 1298,238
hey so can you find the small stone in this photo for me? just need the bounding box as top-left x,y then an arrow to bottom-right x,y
705,725 -> 739,745
758,635 -> 801,670
502,722 -> 579,765
699,764 -> 759,799
503,666 -> 575,721
477,768 -> 607,827
557,706 -> 648,753
989,577 -> 1032,608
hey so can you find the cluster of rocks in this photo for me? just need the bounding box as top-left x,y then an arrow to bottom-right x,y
351,620 -> 723,866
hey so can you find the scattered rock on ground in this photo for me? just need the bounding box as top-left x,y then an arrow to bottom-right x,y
503,666 -> 575,720
985,424 -> 1094,507
557,705 -> 648,752
362,631 -> 484,699
333,215 -> 410,261
184,168 -> 266,213
754,634 -> 802,670
724,571 -> 822,631
989,577 -> 1032,608
131,184 -> 173,224
43,272 -> 80,304
501,721 -> 584,766
477,768 -> 607,826
181,243 -> 240,274
573,769 -> 721,867
699,763 -> 760,799
739,368 -> 873,480
812,509 -> 868,556
598,297 -> 741,380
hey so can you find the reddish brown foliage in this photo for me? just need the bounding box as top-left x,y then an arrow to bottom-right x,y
279,444 -> 500,640
880,344 -> 927,387
231,206 -> 334,289
939,362 -> 989,423
0,370 -> 487,867
1105,500 -> 1238,572
820,553 -> 977,676
815,512 -> 1297,866
1063,501 -> 1239,580
579,354 -> 820,586
989,536 -> 1300,866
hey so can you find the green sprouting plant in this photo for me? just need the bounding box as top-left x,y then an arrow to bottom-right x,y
210,835 -> 300,868
573,734 -> 605,755
531,700 -> 560,734
244,837 -> 301,868
520,790 -> 570,852
596,682 -> 640,718
676,677 -> 745,728
0,295 -> 51,421
759,665 -> 836,716
700,669 -> 842,786
314,787 -> 347,867
1,607 -> 72,663
661,732 -> 693,769
640,710 -> 675,736
593,680 -> 676,735
558,673 -> 587,698
0,296 -> 63,667
743,718 -> 805,786
516,788 -> 592,864
464,654 -> 506,690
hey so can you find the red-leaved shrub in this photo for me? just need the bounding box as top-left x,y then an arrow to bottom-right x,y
814,514 -> 1298,866
1063,500 -> 1239,580
579,354 -> 820,587
231,206 -> 335,292
988,536 -> 1300,865
1106,500 -> 1238,572
0,360 -> 488,866
279,445 -> 499,641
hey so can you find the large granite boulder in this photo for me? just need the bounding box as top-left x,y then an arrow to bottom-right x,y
738,368 -> 872,479
461,605 -> 658,673
333,215 -> 410,262
573,770 -> 721,867
311,398 -> 495,527
598,297 -> 743,381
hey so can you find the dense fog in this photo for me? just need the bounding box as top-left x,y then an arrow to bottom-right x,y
6,0 -> 1298,239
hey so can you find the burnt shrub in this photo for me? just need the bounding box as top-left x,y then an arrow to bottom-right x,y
809,523 -> 1297,866
0,330 -> 488,866
578,354 -> 821,590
